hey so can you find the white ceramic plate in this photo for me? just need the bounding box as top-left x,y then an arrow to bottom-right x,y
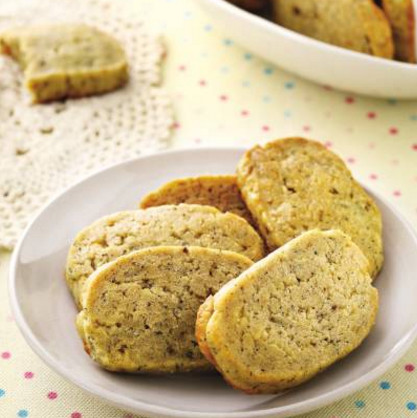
9,148 -> 417,418
196,0 -> 417,99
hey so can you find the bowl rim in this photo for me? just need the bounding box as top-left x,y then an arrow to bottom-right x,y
8,147 -> 417,418
200,0 -> 417,71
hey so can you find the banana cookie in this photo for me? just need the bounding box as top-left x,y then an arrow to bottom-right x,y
140,175 -> 254,226
236,137 -> 383,278
196,230 -> 378,393
272,0 -> 394,58
0,24 -> 128,103
66,204 -> 264,307
77,246 -> 253,372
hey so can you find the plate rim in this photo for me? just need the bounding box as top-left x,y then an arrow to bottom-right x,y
8,147 -> 417,418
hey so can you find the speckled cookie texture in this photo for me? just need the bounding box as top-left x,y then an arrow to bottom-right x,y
272,0 -> 394,58
0,24 -> 128,103
196,230 -> 378,394
236,137 -> 383,278
66,204 -> 264,308
140,175 -> 255,226
381,0 -> 415,62
77,245 -> 253,373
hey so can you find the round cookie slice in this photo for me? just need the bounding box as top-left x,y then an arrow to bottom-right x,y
76,246 -> 253,373
66,204 -> 264,308
139,175 -> 255,226
272,0 -> 394,58
196,230 -> 378,394
381,0 -> 416,62
236,137 -> 383,278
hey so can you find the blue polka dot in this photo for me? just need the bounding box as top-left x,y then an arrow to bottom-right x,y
263,96 -> 271,103
410,114 -> 417,121
17,410 -> 28,417
284,110 -> 292,118
380,381 -> 391,389
204,24 -> 212,31
0,389 -> 5,398
264,68 -> 274,75
407,402 -> 417,411
220,66 -> 229,74
285,81 -> 295,89
355,400 -> 365,408
387,98 -> 397,105
223,38 -> 233,46
184,11 -> 192,18
244,52 -> 252,60
242,81 -> 251,87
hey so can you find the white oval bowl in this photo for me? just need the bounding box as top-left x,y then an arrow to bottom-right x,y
196,0 -> 417,99
9,148 -> 417,417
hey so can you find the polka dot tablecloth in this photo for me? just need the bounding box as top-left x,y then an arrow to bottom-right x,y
1,0 -> 417,417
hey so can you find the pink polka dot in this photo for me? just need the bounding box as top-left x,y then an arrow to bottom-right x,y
178,65 -> 186,71
172,122 -> 180,130
24,371 -> 34,379
345,96 -> 355,104
368,142 -> 375,149
6,315 -> 14,322
347,157 -> 356,164
369,174 -> 378,180
193,138 -> 201,144
262,125 -> 270,132
412,144 -> 417,151
405,364 -> 415,372
324,111 -> 332,118
346,127 -> 354,133
323,85 -> 333,91
241,110 -> 249,117
219,94 -> 228,101
391,159 -> 399,166
199,79 -> 206,86
389,127 -> 399,135
324,141 -> 333,148
393,190 -> 402,197
367,112 -> 376,119
47,391 -> 58,400
302,125 -> 311,132
71,413 -> 82,418
1,352 -> 11,359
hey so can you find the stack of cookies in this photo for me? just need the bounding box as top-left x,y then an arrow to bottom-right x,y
66,137 -> 382,394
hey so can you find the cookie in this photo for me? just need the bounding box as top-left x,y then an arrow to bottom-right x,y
76,245 -> 253,373
0,24 -> 128,103
381,0 -> 416,62
236,137 -> 383,278
227,0 -> 269,11
140,175 -> 254,226
196,230 -> 378,394
66,204 -> 264,308
272,0 -> 394,58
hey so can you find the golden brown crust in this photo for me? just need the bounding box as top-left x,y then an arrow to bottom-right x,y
140,175 -> 256,227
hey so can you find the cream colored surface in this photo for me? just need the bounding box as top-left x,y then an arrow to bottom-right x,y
1,0 -> 417,416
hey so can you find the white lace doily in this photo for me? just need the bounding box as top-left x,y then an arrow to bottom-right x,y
0,0 -> 174,249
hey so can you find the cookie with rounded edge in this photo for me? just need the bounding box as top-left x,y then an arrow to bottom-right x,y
66,204 -> 264,308
381,0 -> 416,62
0,24 -> 128,103
77,245 -> 253,373
236,137 -> 383,278
272,0 -> 394,58
140,175 -> 255,226
196,230 -> 378,394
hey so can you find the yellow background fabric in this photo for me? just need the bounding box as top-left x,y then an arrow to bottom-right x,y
1,0 -> 417,417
